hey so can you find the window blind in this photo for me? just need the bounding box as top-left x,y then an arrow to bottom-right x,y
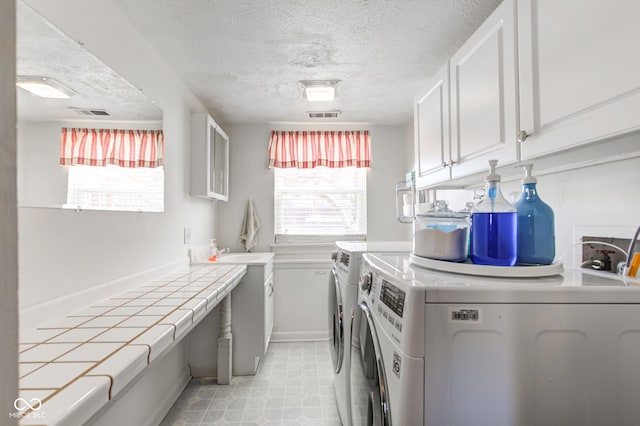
65,165 -> 164,212
274,166 -> 367,238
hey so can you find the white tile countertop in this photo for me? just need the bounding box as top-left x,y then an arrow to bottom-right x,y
16,263 -> 246,426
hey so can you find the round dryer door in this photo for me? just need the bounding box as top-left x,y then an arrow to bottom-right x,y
328,267 -> 344,373
350,302 -> 391,426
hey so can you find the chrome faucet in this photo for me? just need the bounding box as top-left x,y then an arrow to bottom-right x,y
623,225 -> 640,277
218,247 -> 231,255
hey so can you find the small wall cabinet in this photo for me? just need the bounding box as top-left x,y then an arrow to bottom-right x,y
449,0 -> 518,180
415,0 -> 640,189
415,64 -> 451,185
415,0 -> 518,188
517,0 -> 640,160
191,113 -> 229,201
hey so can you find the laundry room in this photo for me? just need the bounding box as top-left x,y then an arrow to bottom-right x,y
3,0 -> 640,425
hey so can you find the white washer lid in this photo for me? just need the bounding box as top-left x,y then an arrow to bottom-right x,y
364,253 -> 640,304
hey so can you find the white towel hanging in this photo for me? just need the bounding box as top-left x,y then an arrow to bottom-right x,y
240,196 -> 261,252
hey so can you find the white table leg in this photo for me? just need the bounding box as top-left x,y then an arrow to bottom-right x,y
217,293 -> 232,385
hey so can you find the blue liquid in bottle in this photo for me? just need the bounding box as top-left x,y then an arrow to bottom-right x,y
470,212 -> 518,266
515,177 -> 555,265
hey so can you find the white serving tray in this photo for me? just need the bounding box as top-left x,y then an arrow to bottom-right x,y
409,253 -> 564,278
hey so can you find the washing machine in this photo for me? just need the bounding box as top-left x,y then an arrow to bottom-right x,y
350,253 -> 640,426
328,241 -> 410,426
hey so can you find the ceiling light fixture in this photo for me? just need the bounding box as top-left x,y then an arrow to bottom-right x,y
300,80 -> 340,102
16,76 -> 76,99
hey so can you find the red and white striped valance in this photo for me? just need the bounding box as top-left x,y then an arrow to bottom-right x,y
59,128 -> 164,168
268,130 -> 371,169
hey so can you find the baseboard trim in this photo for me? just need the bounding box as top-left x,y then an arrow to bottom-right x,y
271,330 -> 330,342
144,369 -> 191,426
20,257 -> 189,331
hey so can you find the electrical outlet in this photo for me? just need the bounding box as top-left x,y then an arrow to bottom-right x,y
184,227 -> 192,245
581,236 -> 630,273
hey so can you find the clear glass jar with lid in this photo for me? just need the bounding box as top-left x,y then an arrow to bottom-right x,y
413,200 -> 470,262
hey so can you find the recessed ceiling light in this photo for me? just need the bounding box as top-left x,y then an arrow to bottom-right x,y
16,76 -> 76,99
299,80 -> 340,102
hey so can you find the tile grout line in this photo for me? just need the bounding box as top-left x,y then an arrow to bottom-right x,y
17,265 -> 245,418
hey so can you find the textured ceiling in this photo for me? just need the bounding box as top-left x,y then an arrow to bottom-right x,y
16,1 -> 161,122
111,0 -> 502,125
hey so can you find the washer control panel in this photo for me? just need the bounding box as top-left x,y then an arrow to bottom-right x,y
361,266 -> 407,341
380,279 -> 405,318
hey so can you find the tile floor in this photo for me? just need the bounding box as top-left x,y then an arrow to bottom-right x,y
160,341 -> 342,426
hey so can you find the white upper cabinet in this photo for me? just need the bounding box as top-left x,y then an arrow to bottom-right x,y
415,64 -> 451,187
517,0 -> 640,159
191,113 -> 229,201
449,0 -> 518,179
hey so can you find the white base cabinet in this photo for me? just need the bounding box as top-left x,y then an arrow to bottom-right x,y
231,261 -> 273,375
272,262 -> 332,342
188,255 -> 274,377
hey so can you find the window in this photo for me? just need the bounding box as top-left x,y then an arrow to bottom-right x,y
274,166 -> 366,240
64,165 -> 164,212
59,127 -> 165,212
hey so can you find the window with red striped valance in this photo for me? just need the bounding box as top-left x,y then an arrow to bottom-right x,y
59,128 -> 164,168
267,130 -> 371,168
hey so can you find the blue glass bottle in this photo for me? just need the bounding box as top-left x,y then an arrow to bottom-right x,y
470,160 -> 517,266
515,164 -> 555,265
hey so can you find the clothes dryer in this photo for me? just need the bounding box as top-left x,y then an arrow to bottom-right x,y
328,241 -> 410,426
350,253 -> 640,426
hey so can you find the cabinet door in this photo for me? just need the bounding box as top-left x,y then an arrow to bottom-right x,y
450,0 -> 518,178
209,124 -> 229,200
415,64 -> 451,187
191,113 -> 229,201
264,273 -> 274,354
518,0 -> 640,159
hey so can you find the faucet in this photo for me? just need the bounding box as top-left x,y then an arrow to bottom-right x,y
623,225 -> 640,277
218,247 -> 231,255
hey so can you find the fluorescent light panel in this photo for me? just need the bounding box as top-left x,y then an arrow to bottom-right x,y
16,76 -> 76,99
300,80 -> 340,102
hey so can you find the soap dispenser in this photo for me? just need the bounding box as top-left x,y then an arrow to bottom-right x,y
208,239 -> 218,262
470,159 -> 518,266
515,164 -> 555,265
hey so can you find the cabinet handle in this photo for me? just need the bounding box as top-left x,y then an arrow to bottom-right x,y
517,130 -> 530,143
447,160 -> 456,167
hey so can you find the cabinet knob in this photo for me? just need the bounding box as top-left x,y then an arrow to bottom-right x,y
448,160 -> 456,167
517,130 -> 530,143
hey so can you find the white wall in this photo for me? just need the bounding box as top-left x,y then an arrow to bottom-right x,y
0,0 -> 18,422
19,0 -> 219,321
217,124 -> 412,251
